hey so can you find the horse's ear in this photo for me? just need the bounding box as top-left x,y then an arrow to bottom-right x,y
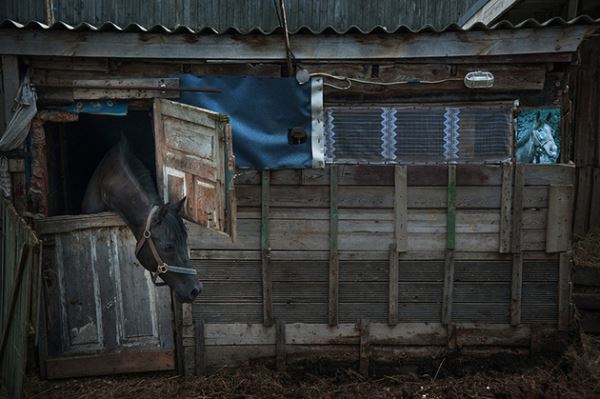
546,112 -> 553,122
169,197 -> 186,215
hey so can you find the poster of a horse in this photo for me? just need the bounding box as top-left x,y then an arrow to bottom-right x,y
515,108 -> 560,163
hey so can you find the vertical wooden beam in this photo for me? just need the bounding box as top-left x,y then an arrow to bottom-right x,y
546,185 -> 575,253
388,244 -> 399,325
510,164 -> 524,326
194,319 -> 205,375
181,303 -> 195,376
499,162 -> 514,253
590,168 -> 600,232
261,170 -> 273,327
171,295 -> 185,375
558,252 -> 572,331
358,319 -> 370,377
275,319 -> 286,371
574,166 -> 592,236
328,165 -> 339,326
1,56 -> 19,132
394,165 -> 408,252
442,165 -> 456,325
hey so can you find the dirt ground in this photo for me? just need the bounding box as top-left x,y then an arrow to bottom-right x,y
21,334 -> 600,399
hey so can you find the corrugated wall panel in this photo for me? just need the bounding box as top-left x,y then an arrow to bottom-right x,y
0,0 -> 479,31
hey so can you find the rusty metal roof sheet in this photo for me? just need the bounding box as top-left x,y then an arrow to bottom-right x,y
1,15 -> 599,35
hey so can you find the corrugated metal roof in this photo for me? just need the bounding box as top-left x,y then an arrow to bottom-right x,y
1,15 -> 599,35
0,0 -> 480,33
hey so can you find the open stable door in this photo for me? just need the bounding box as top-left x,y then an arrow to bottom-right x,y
153,99 -> 236,239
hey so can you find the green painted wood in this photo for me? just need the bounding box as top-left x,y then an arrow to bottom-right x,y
260,170 -> 272,326
329,164 -> 339,326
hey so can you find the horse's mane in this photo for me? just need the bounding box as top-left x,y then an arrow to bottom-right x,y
117,138 -> 160,203
116,138 -> 187,239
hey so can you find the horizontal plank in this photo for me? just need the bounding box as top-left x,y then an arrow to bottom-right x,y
45,351 -> 175,379
236,164 -> 575,187
453,303 -> 510,323
579,310 -> 600,333
573,293 -> 600,310
191,249 -> 558,261
573,266 -> 600,287
196,322 -> 549,349
1,26 -> 591,59
187,217 -> 546,252
521,303 -> 558,323
35,212 -> 126,234
235,185 -> 548,209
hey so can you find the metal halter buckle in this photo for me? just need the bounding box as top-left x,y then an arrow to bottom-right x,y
143,230 -> 151,238
157,263 -> 168,274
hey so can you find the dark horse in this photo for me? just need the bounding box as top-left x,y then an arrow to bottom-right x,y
82,138 -> 202,302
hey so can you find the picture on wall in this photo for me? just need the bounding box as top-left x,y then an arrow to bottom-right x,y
515,108 -> 560,164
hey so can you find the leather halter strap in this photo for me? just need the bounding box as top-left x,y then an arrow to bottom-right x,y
135,206 -> 197,285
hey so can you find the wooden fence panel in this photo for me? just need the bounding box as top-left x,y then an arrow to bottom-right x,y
0,199 -> 40,399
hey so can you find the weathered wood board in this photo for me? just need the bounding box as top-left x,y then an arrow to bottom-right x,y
36,215 -> 175,378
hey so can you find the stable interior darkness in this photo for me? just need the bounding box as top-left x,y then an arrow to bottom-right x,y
44,110 -> 156,216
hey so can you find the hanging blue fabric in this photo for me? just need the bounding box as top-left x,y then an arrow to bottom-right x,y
177,74 -> 313,170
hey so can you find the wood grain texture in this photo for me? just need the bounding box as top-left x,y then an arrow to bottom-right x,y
358,319 -> 370,377
499,163 -> 513,253
261,171 -> 273,327
194,319 -> 205,375
45,351 -> 175,379
546,185 -> 574,253
394,165 -> 408,252
329,165 -> 339,326
558,252 -> 572,331
510,253 -> 523,326
276,319 -> 286,371
388,245 -> 399,326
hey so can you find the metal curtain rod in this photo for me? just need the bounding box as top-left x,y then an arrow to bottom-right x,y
32,83 -> 222,93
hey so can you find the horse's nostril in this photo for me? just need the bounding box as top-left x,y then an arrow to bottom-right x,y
190,288 -> 200,298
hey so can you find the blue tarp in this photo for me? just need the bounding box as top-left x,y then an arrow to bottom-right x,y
177,74 -> 313,169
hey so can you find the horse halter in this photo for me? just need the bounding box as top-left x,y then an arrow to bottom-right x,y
532,126 -> 555,158
134,205 -> 198,286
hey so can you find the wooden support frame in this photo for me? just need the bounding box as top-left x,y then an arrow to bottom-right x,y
394,165 -> 408,252
261,171 -> 273,327
558,252 -> 572,331
194,319 -> 206,375
329,165 -> 339,327
510,164 -> 524,326
358,319 -> 370,377
499,162 -> 514,253
388,244 -> 399,326
442,165 -> 456,325
276,319 -> 286,371
546,185 -> 574,253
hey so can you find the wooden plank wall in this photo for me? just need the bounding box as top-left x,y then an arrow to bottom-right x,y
24,55 -> 580,369
572,36 -> 600,235
189,164 -> 573,332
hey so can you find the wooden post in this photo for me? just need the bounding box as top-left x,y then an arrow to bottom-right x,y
329,165 -> 339,326
1,55 -> 19,132
558,252 -> 572,331
261,170 -> 273,327
388,244 -> 399,325
499,162 -> 514,253
394,165 -> 408,252
442,165 -> 456,325
194,319 -> 205,375
358,319 -> 370,377
546,185 -> 574,253
510,164 -> 524,326
276,319 -> 286,371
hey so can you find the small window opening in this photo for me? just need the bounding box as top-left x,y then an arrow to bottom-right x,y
44,110 -> 155,216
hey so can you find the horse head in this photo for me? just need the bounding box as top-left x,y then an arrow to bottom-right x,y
134,197 -> 203,303
531,112 -> 558,163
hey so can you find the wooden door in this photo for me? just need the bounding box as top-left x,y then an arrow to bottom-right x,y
153,99 -> 236,239
38,213 -> 175,379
